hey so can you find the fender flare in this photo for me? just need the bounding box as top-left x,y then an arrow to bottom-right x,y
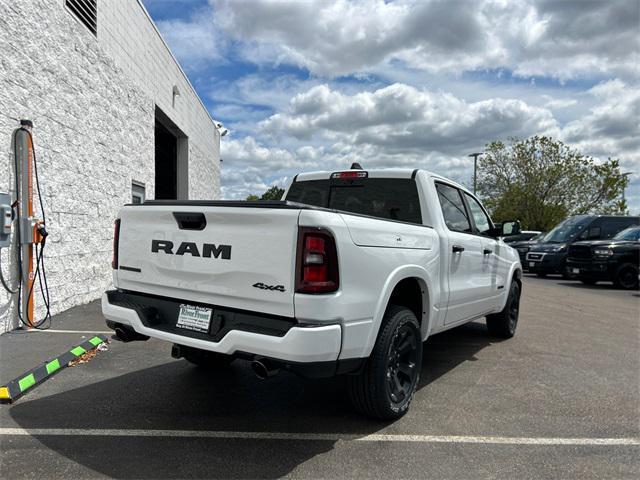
497,263 -> 523,311
362,265 -> 436,358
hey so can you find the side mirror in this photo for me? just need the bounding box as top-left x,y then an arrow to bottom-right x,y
501,220 -> 521,237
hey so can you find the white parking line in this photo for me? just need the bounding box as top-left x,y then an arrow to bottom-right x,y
0,428 -> 637,446
11,329 -> 113,335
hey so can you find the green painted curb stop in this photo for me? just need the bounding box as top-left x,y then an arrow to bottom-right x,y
0,334 -> 108,404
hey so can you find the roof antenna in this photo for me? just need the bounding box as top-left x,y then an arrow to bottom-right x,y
350,162 -> 363,170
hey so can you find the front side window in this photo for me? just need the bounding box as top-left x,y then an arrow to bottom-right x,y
436,183 -> 472,233
464,193 -> 492,235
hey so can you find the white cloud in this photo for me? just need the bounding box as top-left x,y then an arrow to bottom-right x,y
560,79 -> 640,161
145,0 -> 640,209
210,0 -> 494,77
207,0 -> 639,80
156,9 -> 226,70
259,83 -> 559,154
541,95 -> 578,110
219,83 -> 563,199
221,136 -> 301,169
555,79 -> 640,213
219,80 -> 639,210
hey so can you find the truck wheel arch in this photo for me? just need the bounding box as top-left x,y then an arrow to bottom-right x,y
513,267 -> 523,288
364,266 -> 434,358
497,266 -> 523,312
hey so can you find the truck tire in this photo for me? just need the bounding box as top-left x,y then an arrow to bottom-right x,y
181,346 -> 234,370
486,281 -> 521,338
613,263 -> 639,290
348,305 -> 422,420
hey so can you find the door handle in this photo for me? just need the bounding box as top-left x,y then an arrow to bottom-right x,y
483,249 -> 493,255
452,245 -> 465,253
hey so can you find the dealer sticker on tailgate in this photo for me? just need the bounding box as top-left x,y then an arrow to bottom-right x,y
176,304 -> 212,333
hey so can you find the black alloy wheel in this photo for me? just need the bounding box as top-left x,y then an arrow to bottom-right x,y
486,280 -> 521,338
348,305 -> 422,420
507,285 -> 520,334
614,264 -> 639,290
386,324 -> 420,407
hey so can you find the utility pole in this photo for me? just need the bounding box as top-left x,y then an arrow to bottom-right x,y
468,152 -> 483,194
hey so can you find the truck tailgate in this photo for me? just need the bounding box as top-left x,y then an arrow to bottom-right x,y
115,204 -> 301,317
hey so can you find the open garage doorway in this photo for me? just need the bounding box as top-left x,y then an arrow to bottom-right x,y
155,106 -> 188,200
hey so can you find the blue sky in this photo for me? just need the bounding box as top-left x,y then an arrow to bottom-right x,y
142,0 -> 639,211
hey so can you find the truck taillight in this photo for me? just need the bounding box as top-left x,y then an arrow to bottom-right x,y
111,218 -> 121,269
295,227 -> 339,294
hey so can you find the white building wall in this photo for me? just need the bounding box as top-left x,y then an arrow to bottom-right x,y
99,1 -> 220,199
0,0 -> 219,333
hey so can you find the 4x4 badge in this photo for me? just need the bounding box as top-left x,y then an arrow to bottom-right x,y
252,282 -> 285,292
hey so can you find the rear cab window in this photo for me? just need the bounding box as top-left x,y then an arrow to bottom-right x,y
285,176 -> 423,224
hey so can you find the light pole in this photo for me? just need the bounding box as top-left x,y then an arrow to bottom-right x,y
468,152 -> 483,194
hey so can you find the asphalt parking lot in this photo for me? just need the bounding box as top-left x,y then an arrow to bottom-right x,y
0,275 -> 638,479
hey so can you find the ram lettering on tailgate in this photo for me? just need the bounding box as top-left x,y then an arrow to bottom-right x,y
151,240 -> 231,260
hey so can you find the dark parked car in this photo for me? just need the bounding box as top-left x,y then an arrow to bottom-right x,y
526,215 -> 640,278
567,226 -> 640,289
504,230 -> 542,243
509,232 -> 546,266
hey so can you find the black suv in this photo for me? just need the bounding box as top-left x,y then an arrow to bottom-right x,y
526,215 -> 640,278
567,226 -> 640,289
508,232 -> 545,267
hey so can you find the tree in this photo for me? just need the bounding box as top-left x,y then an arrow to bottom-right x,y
477,136 -> 629,231
245,186 -> 285,201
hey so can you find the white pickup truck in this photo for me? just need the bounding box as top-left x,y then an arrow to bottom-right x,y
103,167 -> 522,419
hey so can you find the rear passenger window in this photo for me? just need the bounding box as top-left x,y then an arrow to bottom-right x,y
436,183 -> 472,233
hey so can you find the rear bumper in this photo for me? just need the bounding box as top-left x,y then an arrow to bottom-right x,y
102,290 -> 343,365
